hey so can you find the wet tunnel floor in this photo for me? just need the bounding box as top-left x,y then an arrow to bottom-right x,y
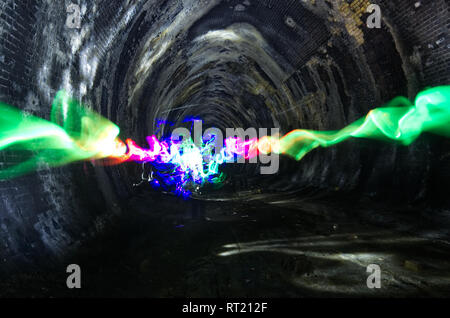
2,190 -> 450,297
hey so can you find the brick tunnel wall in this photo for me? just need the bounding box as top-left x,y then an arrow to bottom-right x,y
0,0 -> 114,275
277,0 -> 449,202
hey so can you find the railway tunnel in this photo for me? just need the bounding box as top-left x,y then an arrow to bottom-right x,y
0,0 -> 449,297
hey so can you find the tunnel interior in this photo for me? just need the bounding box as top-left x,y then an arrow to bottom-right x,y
0,0 -> 450,297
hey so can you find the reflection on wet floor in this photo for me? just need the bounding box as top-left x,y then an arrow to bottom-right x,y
2,189 -> 450,297
219,233 -> 450,296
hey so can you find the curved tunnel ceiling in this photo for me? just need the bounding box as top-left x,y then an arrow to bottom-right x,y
0,0 -> 449,284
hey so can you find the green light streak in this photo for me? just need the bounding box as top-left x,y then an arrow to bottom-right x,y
0,91 -> 121,179
266,86 -> 450,161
